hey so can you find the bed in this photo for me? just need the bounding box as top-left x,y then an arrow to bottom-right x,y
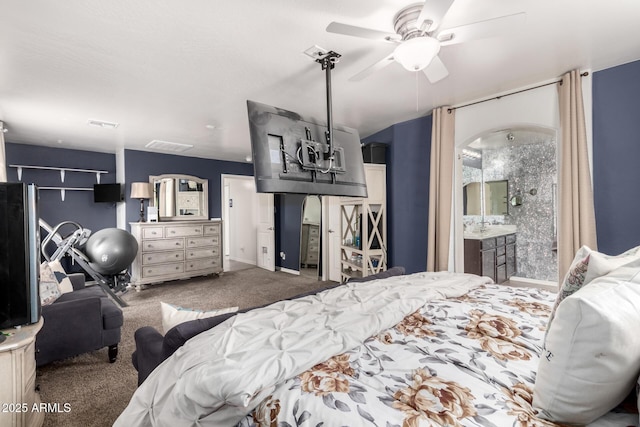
116,269 -> 640,427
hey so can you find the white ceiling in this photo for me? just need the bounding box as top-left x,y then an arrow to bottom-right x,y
1,1 -> 639,163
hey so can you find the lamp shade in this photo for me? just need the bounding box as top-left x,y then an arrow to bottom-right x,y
130,182 -> 151,199
393,37 -> 441,72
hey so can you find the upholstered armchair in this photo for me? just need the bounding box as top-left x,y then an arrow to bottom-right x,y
35,273 -> 124,366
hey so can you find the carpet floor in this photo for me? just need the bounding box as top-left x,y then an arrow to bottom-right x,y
36,268 -> 334,427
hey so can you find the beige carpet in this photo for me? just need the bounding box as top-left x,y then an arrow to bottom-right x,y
36,268 -> 334,427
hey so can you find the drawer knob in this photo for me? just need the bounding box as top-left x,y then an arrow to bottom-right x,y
175,266 -> 179,270
176,242 -> 180,246
176,254 -> 179,258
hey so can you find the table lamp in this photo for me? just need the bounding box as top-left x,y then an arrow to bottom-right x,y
130,182 -> 151,222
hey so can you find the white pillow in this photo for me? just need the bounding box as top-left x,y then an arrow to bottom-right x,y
47,260 -> 74,294
548,245 -> 640,332
533,263 -> 640,424
160,302 -> 239,333
39,262 -> 62,306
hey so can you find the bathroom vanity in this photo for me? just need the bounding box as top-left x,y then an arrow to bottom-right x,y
464,226 -> 516,284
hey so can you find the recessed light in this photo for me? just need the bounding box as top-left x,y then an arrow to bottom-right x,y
88,119 -> 119,129
205,124 -> 217,130
245,155 -> 252,162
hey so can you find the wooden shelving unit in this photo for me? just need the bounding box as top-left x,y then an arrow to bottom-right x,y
340,164 -> 387,282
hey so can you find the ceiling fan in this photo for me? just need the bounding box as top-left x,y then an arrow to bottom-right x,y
326,0 -> 525,83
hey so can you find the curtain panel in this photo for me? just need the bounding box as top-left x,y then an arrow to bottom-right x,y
557,69 -> 598,284
427,107 -> 455,272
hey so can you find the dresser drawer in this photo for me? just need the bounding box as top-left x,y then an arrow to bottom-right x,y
308,236 -> 319,245
142,227 -> 164,239
186,247 -> 218,260
204,223 -> 221,235
186,257 -> 220,271
496,236 -> 506,247
308,226 -> 319,236
142,263 -> 184,278
141,238 -> 184,252
186,236 -> 218,248
142,250 -> 184,265
506,234 -> 516,244
165,225 -> 203,237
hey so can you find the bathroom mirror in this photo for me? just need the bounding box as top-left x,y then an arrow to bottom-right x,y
149,174 -> 209,221
463,179 -> 508,216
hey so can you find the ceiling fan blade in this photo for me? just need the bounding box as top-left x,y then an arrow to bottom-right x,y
326,22 -> 399,42
437,12 -> 526,46
423,55 -> 449,83
349,53 -> 396,82
416,0 -> 455,33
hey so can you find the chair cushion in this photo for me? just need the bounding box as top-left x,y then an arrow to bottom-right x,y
55,285 -> 107,303
533,262 -> 640,424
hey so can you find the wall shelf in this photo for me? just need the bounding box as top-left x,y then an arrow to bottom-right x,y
38,186 -> 93,201
9,164 -> 109,183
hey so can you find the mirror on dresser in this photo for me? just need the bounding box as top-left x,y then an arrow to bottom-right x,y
149,174 -> 209,221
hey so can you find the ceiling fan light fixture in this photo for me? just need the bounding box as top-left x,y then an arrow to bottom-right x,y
393,37 -> 441,71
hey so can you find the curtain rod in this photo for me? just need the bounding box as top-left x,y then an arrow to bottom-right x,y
447,71 -> 589,113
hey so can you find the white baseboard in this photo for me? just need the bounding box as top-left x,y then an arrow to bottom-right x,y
278,267 -> 300,276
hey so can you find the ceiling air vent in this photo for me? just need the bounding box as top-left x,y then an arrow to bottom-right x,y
88,119 -> 119,129
145,140 -> 194,153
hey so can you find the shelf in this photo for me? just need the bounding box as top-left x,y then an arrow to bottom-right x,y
9,164 -> 109,183
339,165 -> 387,283
38,186 -> 94,201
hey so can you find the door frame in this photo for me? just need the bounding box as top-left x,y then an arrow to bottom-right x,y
220,174 -> 260,272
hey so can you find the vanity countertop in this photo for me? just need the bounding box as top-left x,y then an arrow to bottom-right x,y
463,225 -> 517,240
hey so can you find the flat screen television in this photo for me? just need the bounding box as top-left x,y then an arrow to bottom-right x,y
94,183 -> 123,203
0,183 -> 41,330
247,100 -> 368,197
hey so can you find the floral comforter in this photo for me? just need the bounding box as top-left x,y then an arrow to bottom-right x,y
238,284 -> 636,427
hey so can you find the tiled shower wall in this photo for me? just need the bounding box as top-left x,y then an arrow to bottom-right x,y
463,134 -> 558,282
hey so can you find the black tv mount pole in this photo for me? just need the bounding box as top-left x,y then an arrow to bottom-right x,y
316,50 -> 341,182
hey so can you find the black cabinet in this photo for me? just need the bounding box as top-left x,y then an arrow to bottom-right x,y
464,233 -> 517,284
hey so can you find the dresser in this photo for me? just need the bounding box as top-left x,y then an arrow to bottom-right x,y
464,233 -> 517,284
0,319 -> 44,427
300,223 -> 320,267
130,220 -> 223,290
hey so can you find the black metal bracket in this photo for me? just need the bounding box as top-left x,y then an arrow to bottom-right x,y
315,51 -> 341,179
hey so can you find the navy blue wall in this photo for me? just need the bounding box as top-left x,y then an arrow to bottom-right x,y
123,150 -> 253,227
274,194 -> 306,270
5,143 -> 117,232
592,60 -> 640,254
363,114 -> 432,274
